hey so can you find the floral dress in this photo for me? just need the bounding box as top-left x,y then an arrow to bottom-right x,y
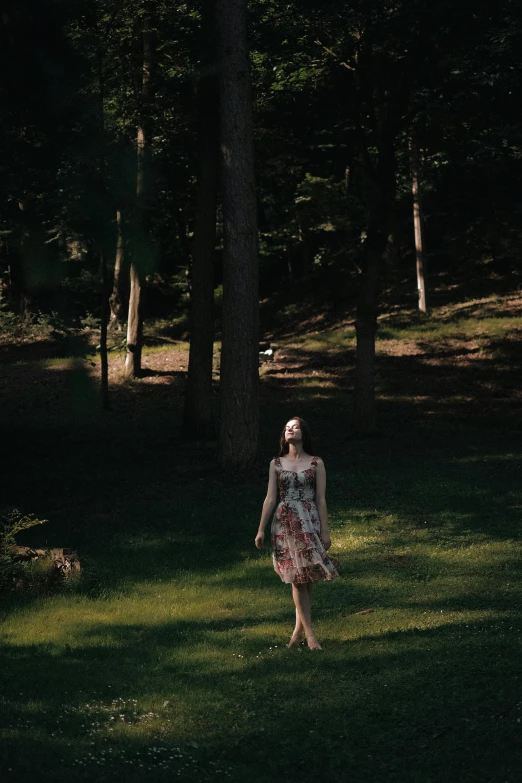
271,456 -> 339,584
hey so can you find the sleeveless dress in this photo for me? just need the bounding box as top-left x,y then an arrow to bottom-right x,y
271,456 -> 339,584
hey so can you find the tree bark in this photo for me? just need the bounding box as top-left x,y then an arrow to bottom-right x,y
109,209 -> 125,330
124,3 -> 155,377
295,198 -> 313,276
94,26 -> 112,408
217,0 -> 259,470
16,201 -> 38,321
182,0 -> 219,441
99,251 -> 110,410
125,260 -> 143,375
410,136 -> 428,313
352,142 -> 396,435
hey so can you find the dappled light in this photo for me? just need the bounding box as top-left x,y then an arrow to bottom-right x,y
2,0 -> 522,779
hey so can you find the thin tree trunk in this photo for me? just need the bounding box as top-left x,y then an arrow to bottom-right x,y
109,209 -> 125,330
95,32 -> 111,408
99,251 -> 110,410
182,0 -> 219,441
217,0 -> 259,470
284,244 -> 294,285
352,143 -> 396,435
125,4 -> 155,377
295,198 -> 313,275
410,136 -> 428,313
125,261 -> 143,375
17,201 -> 37,321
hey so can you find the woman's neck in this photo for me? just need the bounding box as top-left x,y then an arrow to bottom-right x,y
286,444 -> 306,460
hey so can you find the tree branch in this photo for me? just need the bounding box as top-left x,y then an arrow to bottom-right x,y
314,39 -> 355,71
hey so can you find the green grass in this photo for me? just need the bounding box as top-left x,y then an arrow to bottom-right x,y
377,314 -> 522,343
1,295 -> 522,782
290,293 -> 522,352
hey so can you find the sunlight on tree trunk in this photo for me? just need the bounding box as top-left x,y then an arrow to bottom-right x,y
125,4 -> 155,378
109,210 -> 125,331
99,251 -> 110,410
410,136 -> 428,313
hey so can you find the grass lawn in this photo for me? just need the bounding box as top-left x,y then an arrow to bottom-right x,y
1,291 -> 521,782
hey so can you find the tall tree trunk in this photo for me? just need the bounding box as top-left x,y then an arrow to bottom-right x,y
352,142 -> 396,435
95,31 -> 112,409
16,201 -> 38,321
182,0 -> 219,441
125,4 -> 155,377
410,136 -> 428,313
99,251 -> 110,410
109,209 -> 125,330
217,0 -> 259,470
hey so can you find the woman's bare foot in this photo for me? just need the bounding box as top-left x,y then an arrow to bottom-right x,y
307,636 -> 322,650
287,631 -> 304,648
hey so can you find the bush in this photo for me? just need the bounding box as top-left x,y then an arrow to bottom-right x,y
0,296 -> 70,342
0,509 -> 47,552
0,509 -> 48,593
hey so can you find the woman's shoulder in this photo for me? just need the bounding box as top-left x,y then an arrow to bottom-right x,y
313,455 -> 325,467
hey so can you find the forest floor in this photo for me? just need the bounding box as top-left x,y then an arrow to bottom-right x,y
1,279 -> 522,782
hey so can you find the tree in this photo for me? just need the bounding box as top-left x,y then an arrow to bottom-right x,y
182,0 -> 220,441
217,0 -> 259,470
109,209 -> 125,329
124,1 -> 156,378
410,135 -> 428,313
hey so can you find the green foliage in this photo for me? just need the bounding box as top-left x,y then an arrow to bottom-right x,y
0,510 -> 48,592
14,551 -> 65,596
0,296 -> 21,337
0,554 -> 24,592
1,0 -> 521,325
0,294 -> 71,341
0,509 -> 47,553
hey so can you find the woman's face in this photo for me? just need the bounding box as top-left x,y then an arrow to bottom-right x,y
285,419 -> 302,443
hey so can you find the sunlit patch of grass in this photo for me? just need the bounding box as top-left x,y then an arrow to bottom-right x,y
290,326 -> 356,351
297,377 -> 337,388
141,342 -> 190,356
2,512 -> 521,781
287,308 -> 522,356
377,314 -> 522,343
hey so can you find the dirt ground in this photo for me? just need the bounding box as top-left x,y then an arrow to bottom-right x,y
1,291 -> 521,426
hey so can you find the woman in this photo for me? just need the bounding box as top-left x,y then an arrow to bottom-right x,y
255,417 -> 339,650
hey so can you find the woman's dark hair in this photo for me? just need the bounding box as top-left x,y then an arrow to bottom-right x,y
278,416 -> 315,456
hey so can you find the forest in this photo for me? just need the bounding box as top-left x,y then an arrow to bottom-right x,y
1,1 -> 521,781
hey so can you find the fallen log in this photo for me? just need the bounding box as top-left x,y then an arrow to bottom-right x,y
8,546 -> 80,576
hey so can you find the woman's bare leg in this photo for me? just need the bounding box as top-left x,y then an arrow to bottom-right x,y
288,583 -> 314,646
291,583 -> 321,649
287,606 -> 304,647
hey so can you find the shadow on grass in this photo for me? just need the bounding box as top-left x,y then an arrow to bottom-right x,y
0,331 -> 93,364
1,610 -> 521,782
0,348 -> 519,610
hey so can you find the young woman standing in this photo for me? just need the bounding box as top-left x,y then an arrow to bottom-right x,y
255,417 -> 339,649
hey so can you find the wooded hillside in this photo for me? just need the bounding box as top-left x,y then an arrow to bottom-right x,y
1,0 -> 521,455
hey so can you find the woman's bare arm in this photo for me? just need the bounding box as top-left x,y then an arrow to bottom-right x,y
255,460 -> 278,549
315,459 -> 331,549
